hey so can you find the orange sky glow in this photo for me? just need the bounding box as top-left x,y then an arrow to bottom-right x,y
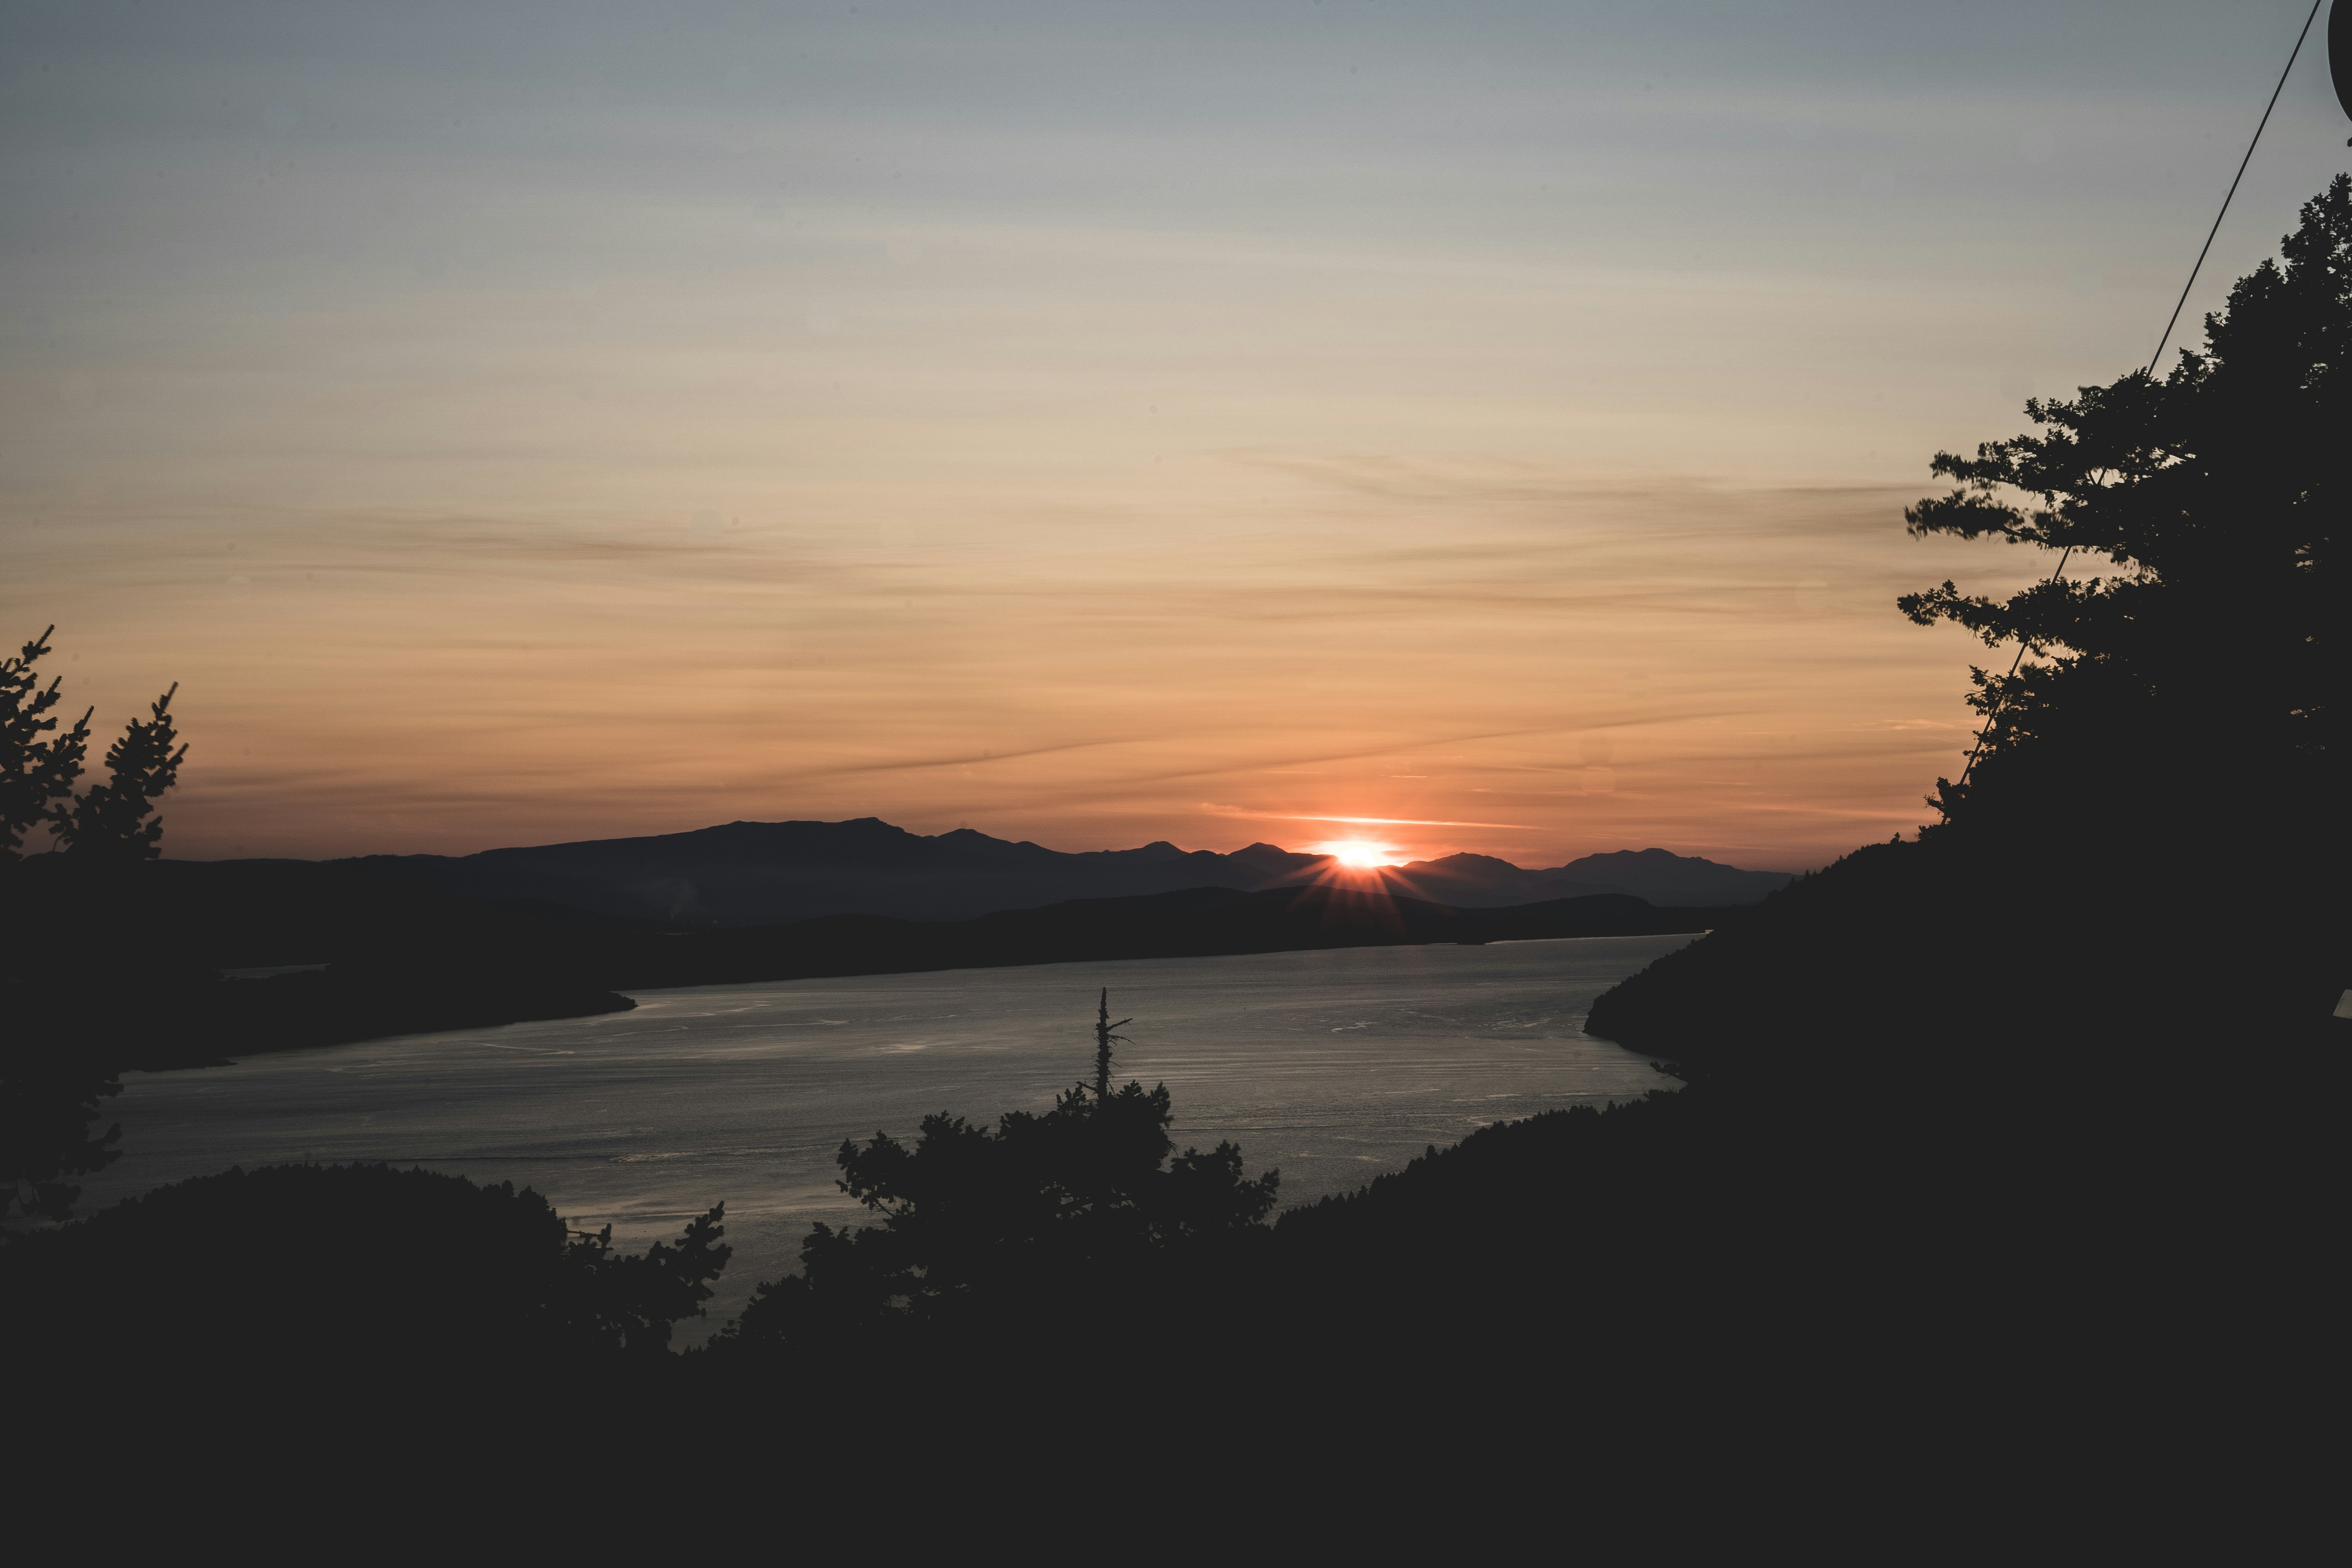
11,3 -> 2342,875
1310,841 -> 1409,869
12,476 -> 2043,871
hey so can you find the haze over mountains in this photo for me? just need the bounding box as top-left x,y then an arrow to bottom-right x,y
335,818 -> 1796,927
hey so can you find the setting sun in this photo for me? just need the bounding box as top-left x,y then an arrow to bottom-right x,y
1316,840 -> 1406,869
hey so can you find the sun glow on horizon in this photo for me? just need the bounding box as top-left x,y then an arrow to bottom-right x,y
1314,839 -> 1406,869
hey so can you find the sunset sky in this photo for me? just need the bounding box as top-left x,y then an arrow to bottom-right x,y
7,0 -> 2347,870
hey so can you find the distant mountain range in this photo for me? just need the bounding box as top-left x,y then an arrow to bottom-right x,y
330,817 -> 1795,927
1389,848 -> 1795,911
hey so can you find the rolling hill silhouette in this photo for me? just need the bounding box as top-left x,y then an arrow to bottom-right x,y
1387,847 -> 1793,909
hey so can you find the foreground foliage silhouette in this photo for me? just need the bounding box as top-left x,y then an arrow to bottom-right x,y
1902,173 -> 2343,840
5,1163 -> 728,1387
2,627 -> 186,1221
713,1073 -> 1277,1358
0,625 -> 185,864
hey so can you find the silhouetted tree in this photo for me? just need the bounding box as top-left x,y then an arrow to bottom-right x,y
0,626 -> 91,859
563,1200 -> 734,1356
718,1031 -> 1277,1351
54,683 -> 184,860
1901,174 -> 2345,833
0,626 -> 183,860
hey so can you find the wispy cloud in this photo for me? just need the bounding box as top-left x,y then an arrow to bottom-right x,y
1200,805 -> 1542,831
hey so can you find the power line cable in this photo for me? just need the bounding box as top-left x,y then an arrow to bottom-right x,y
2148,0 -> 2329,377
1951,0 -> 2328,792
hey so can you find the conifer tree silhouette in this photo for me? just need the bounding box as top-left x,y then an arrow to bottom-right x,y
0,626 -> 92,859
55,684 -> 184,860
1900,174 -> 2347,831
0,626 -> 183,860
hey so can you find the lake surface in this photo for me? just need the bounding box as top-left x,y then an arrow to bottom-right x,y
89,934 -> 1691,1337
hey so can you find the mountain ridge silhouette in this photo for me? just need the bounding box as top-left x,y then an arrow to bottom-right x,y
328,816 -> 1793,926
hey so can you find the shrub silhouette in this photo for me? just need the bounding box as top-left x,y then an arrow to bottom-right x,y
4,1163 -> 729,1379
717,1076 -> 1276,1352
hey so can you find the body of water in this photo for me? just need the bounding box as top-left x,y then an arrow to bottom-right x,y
87,934 -> 1691,1334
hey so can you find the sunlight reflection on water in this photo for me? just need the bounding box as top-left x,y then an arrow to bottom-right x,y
90,934 -> 1691,1338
